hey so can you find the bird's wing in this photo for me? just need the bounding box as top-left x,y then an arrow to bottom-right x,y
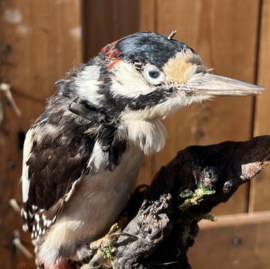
21,99 -> 97,237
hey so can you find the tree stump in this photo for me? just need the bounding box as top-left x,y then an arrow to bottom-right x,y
83,135 -> 270,269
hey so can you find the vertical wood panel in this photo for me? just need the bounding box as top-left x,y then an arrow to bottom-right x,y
83,0 -> 156,57
83,0 -> 140,57
250,0 -> 270,212
0,1 -> 82,267
155,0 -> 260,215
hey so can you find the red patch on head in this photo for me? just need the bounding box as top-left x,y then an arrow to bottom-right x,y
108,58 -> 120,68
101,40 -> 120,68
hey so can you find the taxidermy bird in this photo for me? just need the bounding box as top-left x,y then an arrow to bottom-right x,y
21,31 -> 263,269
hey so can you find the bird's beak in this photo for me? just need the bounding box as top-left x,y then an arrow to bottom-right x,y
182,73 -> 264,96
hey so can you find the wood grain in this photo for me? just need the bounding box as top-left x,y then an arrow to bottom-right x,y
0,0 -> 82,267
83,0 -> 140,58
83,0 -> 156,57
188,212 -> 270,269
154,0 -> 260,215
250,0 -> 270,212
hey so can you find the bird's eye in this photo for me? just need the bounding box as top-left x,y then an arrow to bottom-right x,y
143,64 -> 164,85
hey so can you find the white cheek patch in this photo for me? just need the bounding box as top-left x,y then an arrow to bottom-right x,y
110,61 -> 155,98
74,65 -> 102,105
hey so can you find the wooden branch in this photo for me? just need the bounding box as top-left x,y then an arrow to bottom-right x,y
84,136 -> 270,269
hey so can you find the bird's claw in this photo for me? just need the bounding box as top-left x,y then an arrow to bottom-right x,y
90,223 -> 120,250
85,223 -> 121,268
86,223 -> 137,268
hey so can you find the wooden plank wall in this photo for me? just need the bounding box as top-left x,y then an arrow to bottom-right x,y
0,1 -> 82,268
189,212 -> 270,269
0,0 -> 269,268
251,0 -> 270,213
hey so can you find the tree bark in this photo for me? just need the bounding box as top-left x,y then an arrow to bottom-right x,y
87,136 -> 270,269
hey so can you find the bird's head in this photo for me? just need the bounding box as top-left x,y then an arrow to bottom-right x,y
67,31 -> 263,154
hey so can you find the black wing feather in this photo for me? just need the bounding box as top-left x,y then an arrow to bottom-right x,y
23,93 -> 97,235
22,83 -> 128,238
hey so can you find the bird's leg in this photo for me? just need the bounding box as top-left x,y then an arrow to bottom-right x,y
90,223 -> 120,250
87,224 -> 120,268
82,223 -> 136,269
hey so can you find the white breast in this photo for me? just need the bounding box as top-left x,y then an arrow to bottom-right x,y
38,143 -> 144,265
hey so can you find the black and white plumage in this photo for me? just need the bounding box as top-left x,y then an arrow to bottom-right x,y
21,31 -> 263,269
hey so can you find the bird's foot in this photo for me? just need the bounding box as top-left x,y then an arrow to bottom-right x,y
83,223 -> 136,269
90,223 -> 120,251
80,224 -> 120,268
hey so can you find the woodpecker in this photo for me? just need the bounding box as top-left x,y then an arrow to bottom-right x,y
21,31 -> 263,269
